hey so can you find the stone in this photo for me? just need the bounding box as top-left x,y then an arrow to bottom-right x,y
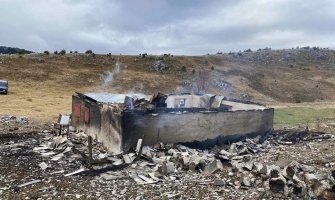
204,159 -> 223,175
214,179 -> 225,186
241,176 -> 251,187
270,168 -> 280,178
229,143 -> 238,154
282,165 -> 295,179
275,159 -> 291,168
182,156 -> 190,166
38,162 -> 48,170
189,154 -> 203,166
100,173 -> 121,181
304,173 -> 327,183
299,164 -> 315,172
219,149 -> 232,157
258,164 -> 268,175
242,160 -> 254,171
156,152 -> 166,158
123,154 -> 134,164
141,146 -> 153,158
269,175 -> 288,196
312,180 -> 331,197
231,161 -> 244,172
152,157 -> 165,165
267,165 -> 281,177
253,162 -> 263,173
153,60 -> 166,72
238,146 -> 248,155
292,175 -> 307,197
161,161 -> 175,175
69,126 -> 76,132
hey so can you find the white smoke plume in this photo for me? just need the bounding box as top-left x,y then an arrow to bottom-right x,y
101,58 -> 121,88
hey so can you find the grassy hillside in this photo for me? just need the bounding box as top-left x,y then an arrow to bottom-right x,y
1,48 -> 335,121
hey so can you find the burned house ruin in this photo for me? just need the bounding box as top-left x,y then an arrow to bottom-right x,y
72,92 -> 274,153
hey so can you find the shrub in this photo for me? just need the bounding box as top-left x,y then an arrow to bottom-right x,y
70,51 -> 73,53
85,49 -> 93,54
181,66 -> 186,72
44,51 -> 50,55
74,51 -> 78,53
312,46 -> 319,51
92,53 -> 96,57
59,49 -> 66,55
54,51 -> 58,55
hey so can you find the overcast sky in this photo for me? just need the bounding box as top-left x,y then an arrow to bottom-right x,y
1,0 -> 334,55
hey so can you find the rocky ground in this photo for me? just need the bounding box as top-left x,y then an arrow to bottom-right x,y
1,116 -> 335,199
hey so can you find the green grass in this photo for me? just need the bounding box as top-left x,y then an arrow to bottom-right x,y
274,107 -> 335,129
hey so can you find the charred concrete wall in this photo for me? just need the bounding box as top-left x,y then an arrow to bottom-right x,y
72,94 -> 274,153
121,108 -> 274,151
72,95 -> 123,153
99,105 -> 123,153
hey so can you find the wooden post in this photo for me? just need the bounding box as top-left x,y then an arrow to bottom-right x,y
66,125 -> 69,138
59,125 -> 62,136
88,136 -> 93,168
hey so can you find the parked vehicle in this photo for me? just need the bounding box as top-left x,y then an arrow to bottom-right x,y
0,80 -> 8,95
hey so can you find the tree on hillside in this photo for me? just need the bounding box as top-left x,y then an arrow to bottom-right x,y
59,49 -> 66,55
85,49 -> 93,54
0,46 -> 32,54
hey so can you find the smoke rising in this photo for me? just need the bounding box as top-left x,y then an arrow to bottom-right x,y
100,58 -> 121,88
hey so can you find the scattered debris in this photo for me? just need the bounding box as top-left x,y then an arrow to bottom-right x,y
64,168 -> 86,177
1,115 -> 335,199
38,162 -> 49,170
153,60 -> 166,72
17,180 -> 41,188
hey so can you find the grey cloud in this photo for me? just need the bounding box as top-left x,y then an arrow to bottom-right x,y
0,0 -> 334,55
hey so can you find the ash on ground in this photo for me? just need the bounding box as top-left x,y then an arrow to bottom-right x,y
1,116 -> 335,199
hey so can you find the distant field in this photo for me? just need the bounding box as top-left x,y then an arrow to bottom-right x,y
274,107 -> 335,129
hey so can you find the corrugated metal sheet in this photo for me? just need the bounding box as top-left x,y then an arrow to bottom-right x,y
84,92 -> 151,104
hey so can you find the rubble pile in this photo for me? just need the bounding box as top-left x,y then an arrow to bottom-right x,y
226,48 -> 335,66
153,60 -> 166,72
212,79 -> 232,91
1,116 -> 335,199
0,115 -> 29,124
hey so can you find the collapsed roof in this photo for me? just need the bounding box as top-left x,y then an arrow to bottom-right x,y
78,92 -> 267,111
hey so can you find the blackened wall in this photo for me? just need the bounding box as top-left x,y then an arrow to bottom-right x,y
121,108 -> 274,151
